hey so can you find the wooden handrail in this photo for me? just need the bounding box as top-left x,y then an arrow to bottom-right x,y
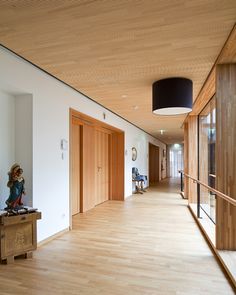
179,171 -> 236,207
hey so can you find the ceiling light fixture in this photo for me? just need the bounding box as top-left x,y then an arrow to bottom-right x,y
174,143 -> 181,149
152,77 -> 193,115
160,129 -> 164,135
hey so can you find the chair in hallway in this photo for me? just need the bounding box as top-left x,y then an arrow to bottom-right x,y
132,167 -> 147,194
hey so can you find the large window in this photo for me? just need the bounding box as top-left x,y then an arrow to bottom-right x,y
169,144 -> 183,178
199,97 -> 216,223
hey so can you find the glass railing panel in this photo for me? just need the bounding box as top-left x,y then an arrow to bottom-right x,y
200,181 -> 216,223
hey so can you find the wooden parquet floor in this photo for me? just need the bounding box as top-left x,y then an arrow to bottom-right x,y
0,178 -> 234,294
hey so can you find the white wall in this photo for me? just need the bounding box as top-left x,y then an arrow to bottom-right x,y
0,90 -> 15,208
15,94 -> 33,206
0,46 -> 165,242
0,91 -> 33,209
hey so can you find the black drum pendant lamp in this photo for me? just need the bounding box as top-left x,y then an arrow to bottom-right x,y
152,77 -> 193,115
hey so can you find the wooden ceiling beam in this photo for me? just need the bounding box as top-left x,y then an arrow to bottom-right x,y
190,23 -> 236,116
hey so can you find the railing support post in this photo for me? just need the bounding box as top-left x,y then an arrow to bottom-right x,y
197,182 -> 200,218
180,171 -> 183,192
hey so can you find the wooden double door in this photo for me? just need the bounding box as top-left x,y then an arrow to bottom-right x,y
70,109 -> 124,215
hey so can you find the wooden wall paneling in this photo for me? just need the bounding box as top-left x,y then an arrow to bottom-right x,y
105,132 -> 110,202
97,129 -> 102,205
94,129 -> 99,205
183,122 -> 189,198
81,123 -> 95,212
110,132 -> 117,201
110,132 -> 124,201
216,63 -> 236,250
191,24 -> 236,116
101,131 -> 104,203
187,115 -> 198,204
191,68 -> 216,115
149,144 -> 153,184
70,109 -> 123,134
149,143 -> 159,185
71,120 -> 81,215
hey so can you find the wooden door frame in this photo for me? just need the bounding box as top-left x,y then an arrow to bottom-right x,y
69,108 -> 125,229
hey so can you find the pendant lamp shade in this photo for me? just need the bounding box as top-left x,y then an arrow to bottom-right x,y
152,77 -> 193,115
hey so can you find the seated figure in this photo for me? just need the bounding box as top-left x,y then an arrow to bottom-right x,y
5,164 -> 25,209
132,167 -> 147,193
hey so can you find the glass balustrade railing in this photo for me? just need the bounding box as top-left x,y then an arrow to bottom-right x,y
199,175 -> 216,223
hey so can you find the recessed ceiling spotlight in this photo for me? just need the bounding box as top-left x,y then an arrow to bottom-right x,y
174,143 -> 181,149
121,94 -> 127,98
133,105 -> 139,110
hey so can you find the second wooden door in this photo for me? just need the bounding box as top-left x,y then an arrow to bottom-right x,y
149,143 -> 159,185
95,129 -> 110,205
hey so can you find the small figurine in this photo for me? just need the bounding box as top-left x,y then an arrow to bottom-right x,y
5,164 -> 25,209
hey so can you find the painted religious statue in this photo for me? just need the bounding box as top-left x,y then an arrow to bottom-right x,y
5,164 -> 25,209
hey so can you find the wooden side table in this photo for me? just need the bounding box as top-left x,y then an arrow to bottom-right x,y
0,212 -> 41,264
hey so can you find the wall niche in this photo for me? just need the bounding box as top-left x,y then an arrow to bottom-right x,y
0,90 -> 33,208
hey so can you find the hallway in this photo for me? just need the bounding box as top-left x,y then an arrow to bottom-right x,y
0,179 -> 234,294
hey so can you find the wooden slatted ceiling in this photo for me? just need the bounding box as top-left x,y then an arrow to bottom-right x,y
0,1 -> 236,143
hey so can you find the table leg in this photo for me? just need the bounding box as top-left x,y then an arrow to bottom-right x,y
25,252 -> 33,259
6,256 -> 14,264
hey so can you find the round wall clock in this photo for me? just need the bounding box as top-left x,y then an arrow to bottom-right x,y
132,147 -> 137,161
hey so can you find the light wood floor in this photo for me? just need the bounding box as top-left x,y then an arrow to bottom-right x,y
0,178 -> 234,295
190,203 -> 236,289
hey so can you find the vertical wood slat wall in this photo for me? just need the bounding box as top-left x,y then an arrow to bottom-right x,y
216,63 -> 236,250
187,116 -> 198,204
183,122 -> 189,198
